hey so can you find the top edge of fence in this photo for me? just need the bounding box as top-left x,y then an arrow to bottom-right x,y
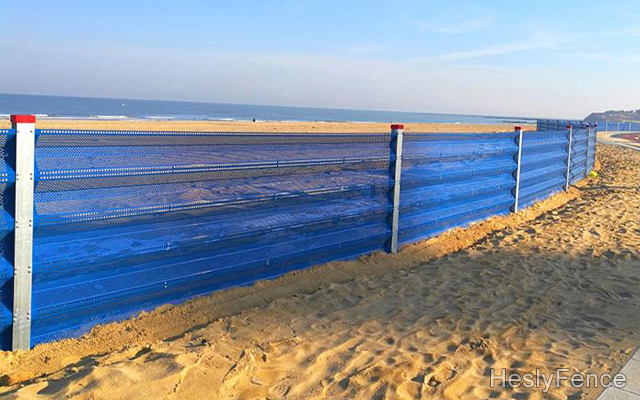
37,129 -> 392,137
536,119 -> 584,122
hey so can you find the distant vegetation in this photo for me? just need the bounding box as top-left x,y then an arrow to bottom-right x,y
584,110 -> 640,122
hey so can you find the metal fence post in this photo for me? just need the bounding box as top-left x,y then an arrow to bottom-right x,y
10,115 -> 36,351
564,124 -> 573,192
585,124 -> 591,176
605,120 -> 608,131
389,124 -> 404,254
512,126 -> 524,213
593,123 -> 598,171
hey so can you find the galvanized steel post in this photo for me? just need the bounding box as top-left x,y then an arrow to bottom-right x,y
585,124 -> 591,176
11,114 -> 36,351
390,124 -> 404,254
512,126 -> 524,213
593,123 -> 599,171
565,124 -> 573,192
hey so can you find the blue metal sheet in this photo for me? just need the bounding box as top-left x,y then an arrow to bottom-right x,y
0,121 -> 597,349
525,123 -> 596,206
399,132 -> 518,244
519,129 -> 570,208
30,130 -> 393,345
595,121 -> 640,132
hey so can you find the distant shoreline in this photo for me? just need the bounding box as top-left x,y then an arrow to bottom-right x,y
0,93 -> 537,126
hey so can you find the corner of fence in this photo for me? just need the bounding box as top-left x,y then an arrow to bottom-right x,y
9,114 -> 36,351
389,124 -> 404,254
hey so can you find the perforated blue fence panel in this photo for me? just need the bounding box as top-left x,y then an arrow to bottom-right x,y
569,127 -> 590,185
535,119 -> 583,132
527,121 -> 597,208
0,129 -> 15,350
518,129 -> 568,208
399,132 -> 519,244
1,120 -> 596,349
596,121 -> 640,132
586,127 -> 597,173
30,130 -> 393,345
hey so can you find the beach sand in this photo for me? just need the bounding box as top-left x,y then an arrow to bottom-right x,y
0,126 -> 638,399
0,119 -> 533,133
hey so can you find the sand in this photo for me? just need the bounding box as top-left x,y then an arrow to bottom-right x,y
0,119 -> 533,133
0,122 -> 638,399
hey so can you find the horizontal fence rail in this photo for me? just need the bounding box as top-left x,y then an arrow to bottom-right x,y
1,116 -> 597,350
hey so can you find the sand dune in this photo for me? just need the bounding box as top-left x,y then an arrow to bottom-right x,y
1,145 -> 639,400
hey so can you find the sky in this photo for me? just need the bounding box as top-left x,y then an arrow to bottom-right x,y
1,0 -> 640,119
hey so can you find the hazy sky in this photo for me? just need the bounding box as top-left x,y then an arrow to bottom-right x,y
1,0 -> 640,119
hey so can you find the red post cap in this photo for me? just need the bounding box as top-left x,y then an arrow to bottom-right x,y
514,126 -> 522,131
566,124 -> 572,129
391,124 -> 404,130
10,115 -> 36,124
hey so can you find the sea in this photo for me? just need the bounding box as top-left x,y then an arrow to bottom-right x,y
0,93 -> 536,125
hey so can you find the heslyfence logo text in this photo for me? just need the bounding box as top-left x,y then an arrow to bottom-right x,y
490,368 -> 627,393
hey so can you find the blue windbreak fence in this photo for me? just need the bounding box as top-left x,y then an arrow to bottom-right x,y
596,121 -> 640,132
30,130 -> 393,346
399,132 -> 518,244
0,119 -> 597,350
523,121 -> 593,207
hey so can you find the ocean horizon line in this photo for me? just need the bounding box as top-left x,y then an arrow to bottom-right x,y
0,93 -> 541,124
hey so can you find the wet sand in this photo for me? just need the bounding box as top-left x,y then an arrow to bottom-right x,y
0,126 -> 638,399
